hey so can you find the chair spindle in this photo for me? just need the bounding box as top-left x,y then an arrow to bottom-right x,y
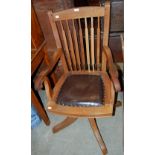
72,19 -> 81,70
65,20 -> 77,70
59,21 -> 73,71
91,17 -> 94,71
84,18 -> 90,71
78,19 -> 86,70
97,17 -> 101,70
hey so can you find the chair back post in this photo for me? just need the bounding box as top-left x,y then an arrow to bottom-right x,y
103,0 -> 110,47
48,11 -> 62,49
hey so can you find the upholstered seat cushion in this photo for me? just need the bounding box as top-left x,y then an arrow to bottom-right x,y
57,74 -> 104,107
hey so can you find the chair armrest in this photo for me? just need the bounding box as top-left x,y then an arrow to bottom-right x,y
103,46 -> 121,92
34,48 -> 62,90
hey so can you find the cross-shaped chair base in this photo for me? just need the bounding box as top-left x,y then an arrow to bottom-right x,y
52,117 -> 107,155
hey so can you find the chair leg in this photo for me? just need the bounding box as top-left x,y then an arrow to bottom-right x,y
88,118 -> 107,155
31,89 -> 50,126
115,101 -> 122,107
53,117 -> 77,133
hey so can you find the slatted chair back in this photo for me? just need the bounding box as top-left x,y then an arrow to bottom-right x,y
48,3 -> 110,72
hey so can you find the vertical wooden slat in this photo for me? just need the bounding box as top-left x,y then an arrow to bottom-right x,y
97,17 -> 101,70
65,20 -> 77,70
78,19 -> 86,70
102,51 -> 107,72
61,53 -> 68,73
91,17 -> 94,71
103,0 -> 110,46
72,19 -> 81,70
59,21 -> 72,71
84,18 -> 90,71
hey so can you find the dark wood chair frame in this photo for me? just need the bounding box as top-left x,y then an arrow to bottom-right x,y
39,1 -> 121,154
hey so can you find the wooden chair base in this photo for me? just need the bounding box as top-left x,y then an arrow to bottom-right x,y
53,117 -> 77,133
52,117 -> 107,155
89,118 -> 107,155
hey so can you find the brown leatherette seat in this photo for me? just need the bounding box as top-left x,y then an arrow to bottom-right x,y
57,74 -> 104,107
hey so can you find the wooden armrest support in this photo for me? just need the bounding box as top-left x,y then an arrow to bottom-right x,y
103,46 -> 121,92
43,76 -> 55,107
109,65 -> 121,92
34,48 -> 62,90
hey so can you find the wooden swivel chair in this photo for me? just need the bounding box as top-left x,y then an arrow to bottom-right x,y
43,1 -> 121,154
